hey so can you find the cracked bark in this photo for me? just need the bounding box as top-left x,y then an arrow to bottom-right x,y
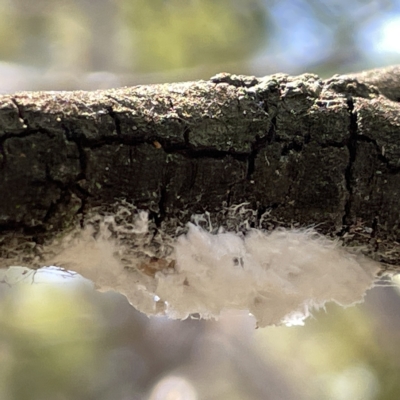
1,66 -> 400,272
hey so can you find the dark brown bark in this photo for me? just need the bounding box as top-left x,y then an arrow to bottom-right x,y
1,66 -> 400,272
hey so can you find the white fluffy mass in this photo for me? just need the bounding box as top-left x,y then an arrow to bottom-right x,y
156,224 -> 379,327
1,208 -> 380,327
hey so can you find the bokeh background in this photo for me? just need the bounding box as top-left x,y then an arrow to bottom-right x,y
1,0 -> 400,92
1,0 -> 400,399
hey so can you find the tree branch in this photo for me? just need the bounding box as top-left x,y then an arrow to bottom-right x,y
1,66 -> 400,274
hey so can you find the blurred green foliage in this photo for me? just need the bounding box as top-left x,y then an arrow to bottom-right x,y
0,0 -> 399,89
119,0 -> 267,72
0,285 -> 105,400
0,2 -> 19,60
255,301 -> 400,400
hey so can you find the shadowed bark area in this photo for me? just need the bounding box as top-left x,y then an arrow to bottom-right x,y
0,66 -> 400,272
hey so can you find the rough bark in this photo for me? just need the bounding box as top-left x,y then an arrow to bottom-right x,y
1,65 -> 400,273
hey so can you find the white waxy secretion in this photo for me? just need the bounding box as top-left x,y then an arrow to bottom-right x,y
1,209 -> 380,327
